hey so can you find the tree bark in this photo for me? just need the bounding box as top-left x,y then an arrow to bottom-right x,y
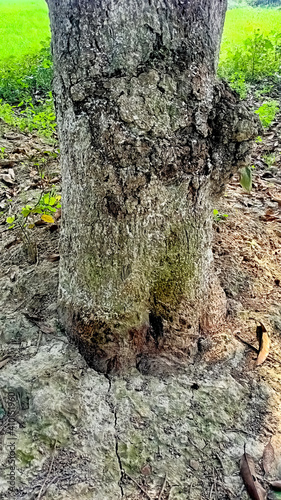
47,0 -> 259,373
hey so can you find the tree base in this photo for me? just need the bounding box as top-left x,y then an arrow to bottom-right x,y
60,276 -> 226,375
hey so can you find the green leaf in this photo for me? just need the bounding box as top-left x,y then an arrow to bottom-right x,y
240,166 -> 252,193
6,216 -> 15,224
49,197 -> 56,206
21,208 -> 31,217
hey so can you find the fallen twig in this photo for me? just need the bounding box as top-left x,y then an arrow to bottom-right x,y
158,473 -> 167,500
124,471 -> 152,500
37,441 -> 57,500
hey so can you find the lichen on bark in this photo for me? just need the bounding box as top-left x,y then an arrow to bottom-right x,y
47,0 -> 259,373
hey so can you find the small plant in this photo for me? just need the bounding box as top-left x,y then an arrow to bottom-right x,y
255,136 -> 263,143
0,147 -> 6,159
255,100 -> 279,128
263,152 -> 276,167
213,209 -> 229,222
0,93 -> 56,139
6,188 -> 61,232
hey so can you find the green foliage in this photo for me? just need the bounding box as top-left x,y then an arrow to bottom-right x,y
6,189 -> 61,233
219,28 -> 281,86
213,209 -> 229,222
219,8 -> 281,93
239,166 -> 255,192
0,43 -> 53,105
255,100 -> 279,127
0,93 -> 56,138
263,152 -> 276,167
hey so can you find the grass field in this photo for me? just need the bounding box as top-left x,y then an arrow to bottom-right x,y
0,0 -> 50,62
220,7 -> 281,63
0,2 -> 280,65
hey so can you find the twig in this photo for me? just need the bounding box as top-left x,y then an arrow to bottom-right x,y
158,473 -> 167,500
37,441 -> 57,500
234,333 -> 258,353
36,332 -> 42,353
234,333 -> 281,366
124,471 -> 152,500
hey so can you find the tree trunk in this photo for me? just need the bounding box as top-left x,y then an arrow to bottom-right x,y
47,0 -> 259,373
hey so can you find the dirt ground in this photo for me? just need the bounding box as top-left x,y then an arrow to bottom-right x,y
0,107 -> 281,500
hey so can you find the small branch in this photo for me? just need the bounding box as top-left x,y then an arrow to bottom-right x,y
158,473 -> 167,500
37,441 -> 57,500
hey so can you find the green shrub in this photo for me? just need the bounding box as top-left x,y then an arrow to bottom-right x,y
0,42 -> 53,105
254,100 -> 279,127
0,93 -> 56,138
219,29 -> 281,85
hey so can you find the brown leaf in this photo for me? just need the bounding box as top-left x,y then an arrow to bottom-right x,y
0,357 -> 11,369
240,448 -> 265,500
270,481 -> 281,491
38,323 -> 55,334
263,439 -> 275,474
46,253 -> 60,262
256,329 -> 270,367
54,208 -> 61,220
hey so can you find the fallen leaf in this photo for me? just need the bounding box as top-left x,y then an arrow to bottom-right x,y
38,323 -> 55,334
0,357 -> 11,369
0,159 -> 15,167
46,254 -> 60,262
49,224 -> 59,233
263,438 -> 275,474
256,325 -> 270,366
8,168 -> 15,180
0,173 -> 15,184
240,447 -> 265,500
270,481 -> 281,491
54,208 -> 61,220
41,214 -> 54,223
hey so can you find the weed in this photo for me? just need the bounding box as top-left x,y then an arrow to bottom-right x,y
255,100 -> 279,127
6,189 -> 61,243
213,209 -> 229,222
0,93 -> 56,139
262,152 -> 276,167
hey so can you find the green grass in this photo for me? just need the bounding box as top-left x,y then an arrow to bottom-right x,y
0,0 -> 50,62
220,7 -> 281,63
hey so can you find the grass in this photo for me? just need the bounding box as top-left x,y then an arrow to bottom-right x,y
0,0 -> 50,62
220,7 -> 281,63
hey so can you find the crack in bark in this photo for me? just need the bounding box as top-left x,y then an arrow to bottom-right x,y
105,375 -> 124,498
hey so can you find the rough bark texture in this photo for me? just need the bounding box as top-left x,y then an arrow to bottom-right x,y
47,0 -> 259,373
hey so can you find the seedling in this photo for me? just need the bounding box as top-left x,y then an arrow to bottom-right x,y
262,153 -> 276,168
213,209 -> 229,222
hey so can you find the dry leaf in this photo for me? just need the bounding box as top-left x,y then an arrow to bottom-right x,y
240,447 -> 264,500
0,173 -> 15,184
269,481 -> 281,491
256,327 -> 270,367
38,323 -> 55,334
263,438 -> 275,474
8,168 -> 15,179
0,357 -> 11,369
46,254 -> 60,262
